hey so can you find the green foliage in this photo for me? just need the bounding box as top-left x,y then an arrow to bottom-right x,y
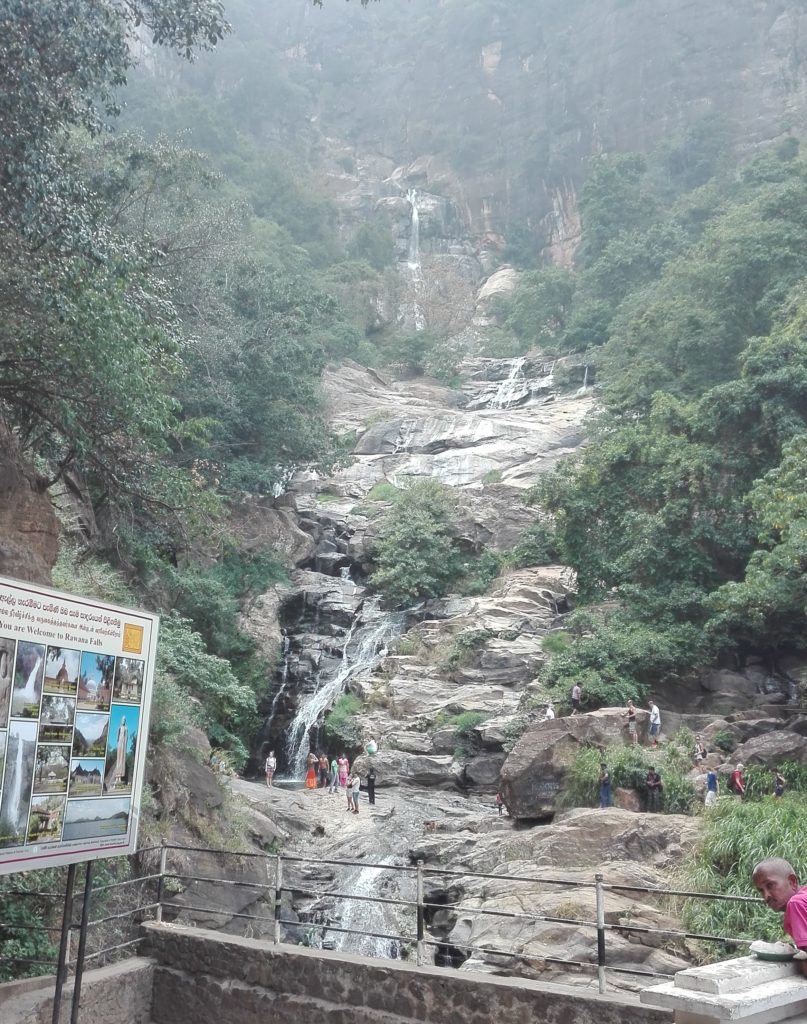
348,218 -> 395,271
541,631 -> 571,655
370,480 -> 462,607
444,629 -> 493,669
366,481 -> 402,502
0,869 -> 62,980
323,693 -> 363,752
457,550 -> 505,596
710,729 -> 736,755
560,737 -> 696,814
505,521 -> 558,569
681,796 -> 807,944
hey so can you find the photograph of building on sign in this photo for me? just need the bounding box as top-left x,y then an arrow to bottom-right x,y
44,647 -> 81,696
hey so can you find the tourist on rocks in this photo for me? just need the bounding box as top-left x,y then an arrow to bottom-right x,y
264,750 -> 277,788
329,755 -> 339,794
345,772 -> 355,811
318,752 -> 329,788
496,791 -> 504,816
752,859 -> 807,975
543,701 -> 555,721
599,762 -> 612,809
367,765 -> 376,805
774,770 -> 786,798
693,737 -> 708,765
351,771 -> 361,813
571,683 -> 582,715
337,753 -> 350,790
366,736 -> 378,755
648,699 -> 661,747
729,762 -> 746,799
645,767 -> 663,812
623,700 -> 638,745
704,765 -> 719,806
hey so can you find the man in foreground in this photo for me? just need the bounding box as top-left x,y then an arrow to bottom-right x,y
752,858 -> 807,976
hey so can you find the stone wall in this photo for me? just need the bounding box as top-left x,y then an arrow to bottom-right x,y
142,923 -> 673,1024
0,959 -> 153,1024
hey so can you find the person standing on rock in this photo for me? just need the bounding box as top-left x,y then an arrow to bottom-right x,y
704,765 -> 719,806
337,753 -> 349,790
350,771 -> 361,814
752,859 -> 807,975
773,770 -> 786,798
305,751 -> 318,790
543,701 -> 555,721
264,750 -> 277,788
345,771 -> 355,811
729,762 -> 746,799
329,755 -> 339,794
623,700 -> 638,745
367,766 -> 376,805
599,762 -> 612,809
318,752 -> 329,788
571,683 -> 582,715
648,700 -> 661,747
645,767 -> 663,812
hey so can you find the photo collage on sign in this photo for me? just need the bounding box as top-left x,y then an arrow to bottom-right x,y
0,636 -> 146,851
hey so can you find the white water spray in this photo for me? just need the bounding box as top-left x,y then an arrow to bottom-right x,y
489,357 -> 526,410
285,600 -> 403,776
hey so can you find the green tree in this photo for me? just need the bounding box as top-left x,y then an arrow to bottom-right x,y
370,480 -> 462,607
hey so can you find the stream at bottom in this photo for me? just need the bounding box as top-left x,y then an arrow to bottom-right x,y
329,857 -> 414,959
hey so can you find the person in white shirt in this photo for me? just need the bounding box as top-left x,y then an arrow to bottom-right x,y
264,750 -> 277,788
542,701 -> 555,721
648,701 -> 661,747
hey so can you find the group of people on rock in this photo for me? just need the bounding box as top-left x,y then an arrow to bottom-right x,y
264,747 -> 377,808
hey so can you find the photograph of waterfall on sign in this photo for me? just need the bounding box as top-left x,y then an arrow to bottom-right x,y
63,797 -> 130,842
27,794 -> 66,845
77,652 -> 114,712
0,732 -> 6,783
33,745 -> 70,795
44,647 -> 80,696
0,637 -> 14,726
103,705 -> 139,794
112,657 -> 144,704
0,720 -> 38,848
38,695 -> 76,743
11,641 -> 45,719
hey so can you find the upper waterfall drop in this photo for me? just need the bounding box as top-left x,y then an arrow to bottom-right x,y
406,188 -> 420,270
489,357 -> 526,410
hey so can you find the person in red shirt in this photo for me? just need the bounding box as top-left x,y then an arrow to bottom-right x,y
729,762 -> 746,798
752,858 -> 807,976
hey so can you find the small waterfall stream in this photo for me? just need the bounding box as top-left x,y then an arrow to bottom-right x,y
331,857 -> 411,959
489,357 -> 526,410
405,189 -> 426,330
285,600 -> 404,777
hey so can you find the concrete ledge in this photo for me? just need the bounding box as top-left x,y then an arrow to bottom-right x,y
142,921 -> 672,1024
0,958 -> 153,1024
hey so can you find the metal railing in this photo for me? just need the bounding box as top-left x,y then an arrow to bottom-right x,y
0,841 -> 765,1001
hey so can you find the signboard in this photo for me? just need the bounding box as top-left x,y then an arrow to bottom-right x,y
0,575 -> 158,875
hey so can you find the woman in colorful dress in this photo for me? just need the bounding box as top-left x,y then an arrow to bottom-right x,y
304,750 -> 318,790
337,753 -> 349,790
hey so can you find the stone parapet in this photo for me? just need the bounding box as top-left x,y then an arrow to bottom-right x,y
142,921 -> 671,1024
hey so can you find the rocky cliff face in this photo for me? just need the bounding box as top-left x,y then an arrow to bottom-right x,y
257,0 -> 807,258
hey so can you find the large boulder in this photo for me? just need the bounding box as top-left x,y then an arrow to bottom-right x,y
731,730 -> 807,768
352,749 -> 455,788
499,709 -> 648,819
0,437 -> 59,585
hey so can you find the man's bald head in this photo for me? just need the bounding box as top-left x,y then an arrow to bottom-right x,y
753,858 -> 800,912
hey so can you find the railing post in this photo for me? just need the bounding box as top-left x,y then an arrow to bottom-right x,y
595,872 -> 606,994
416,859 -> 425,967
70,860 -> 95,1024
51,862 -> 77,1024
156,839 -> 167,923
273,854 -> 283,946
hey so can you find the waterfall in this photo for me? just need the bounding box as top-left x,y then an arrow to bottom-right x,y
407,189 -> 420,269
285,600 -> 404,777
489,357 -> 526,410
576,364 -> 589,395
9,732 -> 23,822
331,858 -> 410,959
263,632 -> 291,740
19,656 -> 41,704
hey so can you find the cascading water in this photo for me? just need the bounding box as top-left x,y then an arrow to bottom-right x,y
576,364 -> 590,395
19,656 -> 41,704
9,731 -> 23,820
262,631 -> 291,740
285,599 -> 404,776
407,188 -> 420,270
489,357 -> 526,410
331,857 -> 411,959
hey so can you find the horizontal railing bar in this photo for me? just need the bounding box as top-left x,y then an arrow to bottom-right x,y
164,873 -> 274,891
604,921 -> 752,945
0,889 -> 64,899
0,922 -> 64,934
71,936 -> 146,965
276,918 -> 410,944
604,883 -> 763,903
421,901 -> 596,928
422,866 -> 597,887
85,902 -> 161,927
90,873 -> 161,895
288,885 -> 413,910
0,956 -> 58,966
421,937 -> 598,971
161,902 -> 273,924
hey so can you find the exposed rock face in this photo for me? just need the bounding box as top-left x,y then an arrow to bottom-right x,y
0,437 -> 59,585
315,358 -> 593,495
731,729 -> 807,768
500,710 -> 651,819
229,497 -> 316,569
